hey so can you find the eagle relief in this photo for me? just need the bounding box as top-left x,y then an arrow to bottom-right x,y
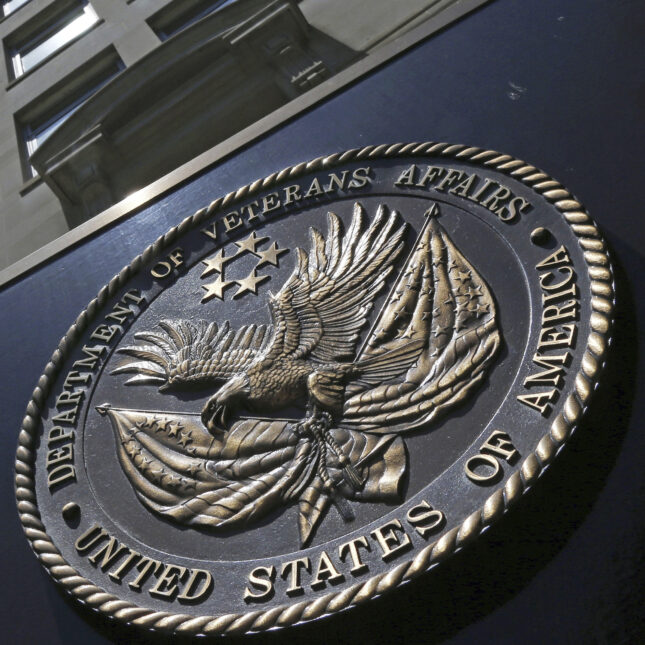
99,202 -> 500,546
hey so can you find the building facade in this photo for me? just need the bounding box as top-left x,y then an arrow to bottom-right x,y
0,0 -> 467,270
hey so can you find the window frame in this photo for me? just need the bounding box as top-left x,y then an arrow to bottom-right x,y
148,0 -> 236,42
17,48 -> 125,180
2,0 -> 32,19
7,1 -> 100,79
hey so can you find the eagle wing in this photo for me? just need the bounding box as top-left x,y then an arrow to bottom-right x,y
112,319 -> 272,387
265,203 -> 407,364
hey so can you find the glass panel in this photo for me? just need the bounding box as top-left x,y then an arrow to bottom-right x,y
19,5 -> 99,75
25,107 -> 79,174
31,107 -> 77,149
2,0 -> 31,18
158,0 -> 238,40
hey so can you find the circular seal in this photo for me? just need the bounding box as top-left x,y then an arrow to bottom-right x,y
15,143 -> 614,636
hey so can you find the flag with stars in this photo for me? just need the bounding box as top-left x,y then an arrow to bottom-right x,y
97,405 -> 405,543
341,207 -> 500,434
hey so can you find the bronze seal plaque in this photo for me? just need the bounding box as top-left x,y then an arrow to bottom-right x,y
16,143 -> 614,636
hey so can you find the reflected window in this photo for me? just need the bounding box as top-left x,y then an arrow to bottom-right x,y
9,2 -> 99,78
149,0 -> 237,41
21,52 -> 124,178
2,0 -> 31,18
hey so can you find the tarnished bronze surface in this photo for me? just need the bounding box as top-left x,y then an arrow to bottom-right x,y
15,143 -> 614,636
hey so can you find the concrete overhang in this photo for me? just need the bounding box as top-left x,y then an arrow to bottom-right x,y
30,0 -> 358,227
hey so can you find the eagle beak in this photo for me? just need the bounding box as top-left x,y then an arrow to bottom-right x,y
213,404 -> 229,430
202,399 -> 228,434
201,375 -> 249,433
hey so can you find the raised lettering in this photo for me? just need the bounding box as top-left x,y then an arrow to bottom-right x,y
262,193 -> 280,214
311,551 -> 344,590
129,557 -> 163,591
304,177 -> 324,198
90,324 -> 119,343
394,164 -> 417,186
537,324 -> 576,350
177,569 -> 213,603
75,524 -> 109,555
480,430 -> 518,462
283,184 -> 301,204
201,222 -> 218,241
406,501 -> 445,539
149,564 -> 187,600
371,520 -> 411,561
435,169 -> 463,191
517,390 -> 558,415
244,565 -> 275,602
349,166 -> 371,188
88,536 -> 128,570
223,212 -> 242,232
524,353 -> 570,388
280,558 -> 310,596
326,171 -> 349,193
417,166 -> 443,188
535,245 -> 571,269
465,453 -> 501,483
108,549 -> 141,582
542,301 -> 578,325
338,536 -> 370,575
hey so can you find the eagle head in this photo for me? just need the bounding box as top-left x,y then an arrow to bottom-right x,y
201,373 -> 250,433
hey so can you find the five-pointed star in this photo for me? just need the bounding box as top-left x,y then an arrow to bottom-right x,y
167,422 -> 182,438
235,231 -> 269,255
154,417 -> 169,431
454,269 -> 472,283
201,275 -> 231,302
139,456 -> 152,473
467,285 -> 483,299
455,300 -> 470,315
256,242 -> 288,268
401,326 -> 416,339
178,429 -> 193,448
187,462 -> 202,477
201,249 -> 230,277
456,315 -> 470,331
233,270 -> 270,298
433,324 -> 450,338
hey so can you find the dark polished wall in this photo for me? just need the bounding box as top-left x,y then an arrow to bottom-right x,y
1,0 -> 643,642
